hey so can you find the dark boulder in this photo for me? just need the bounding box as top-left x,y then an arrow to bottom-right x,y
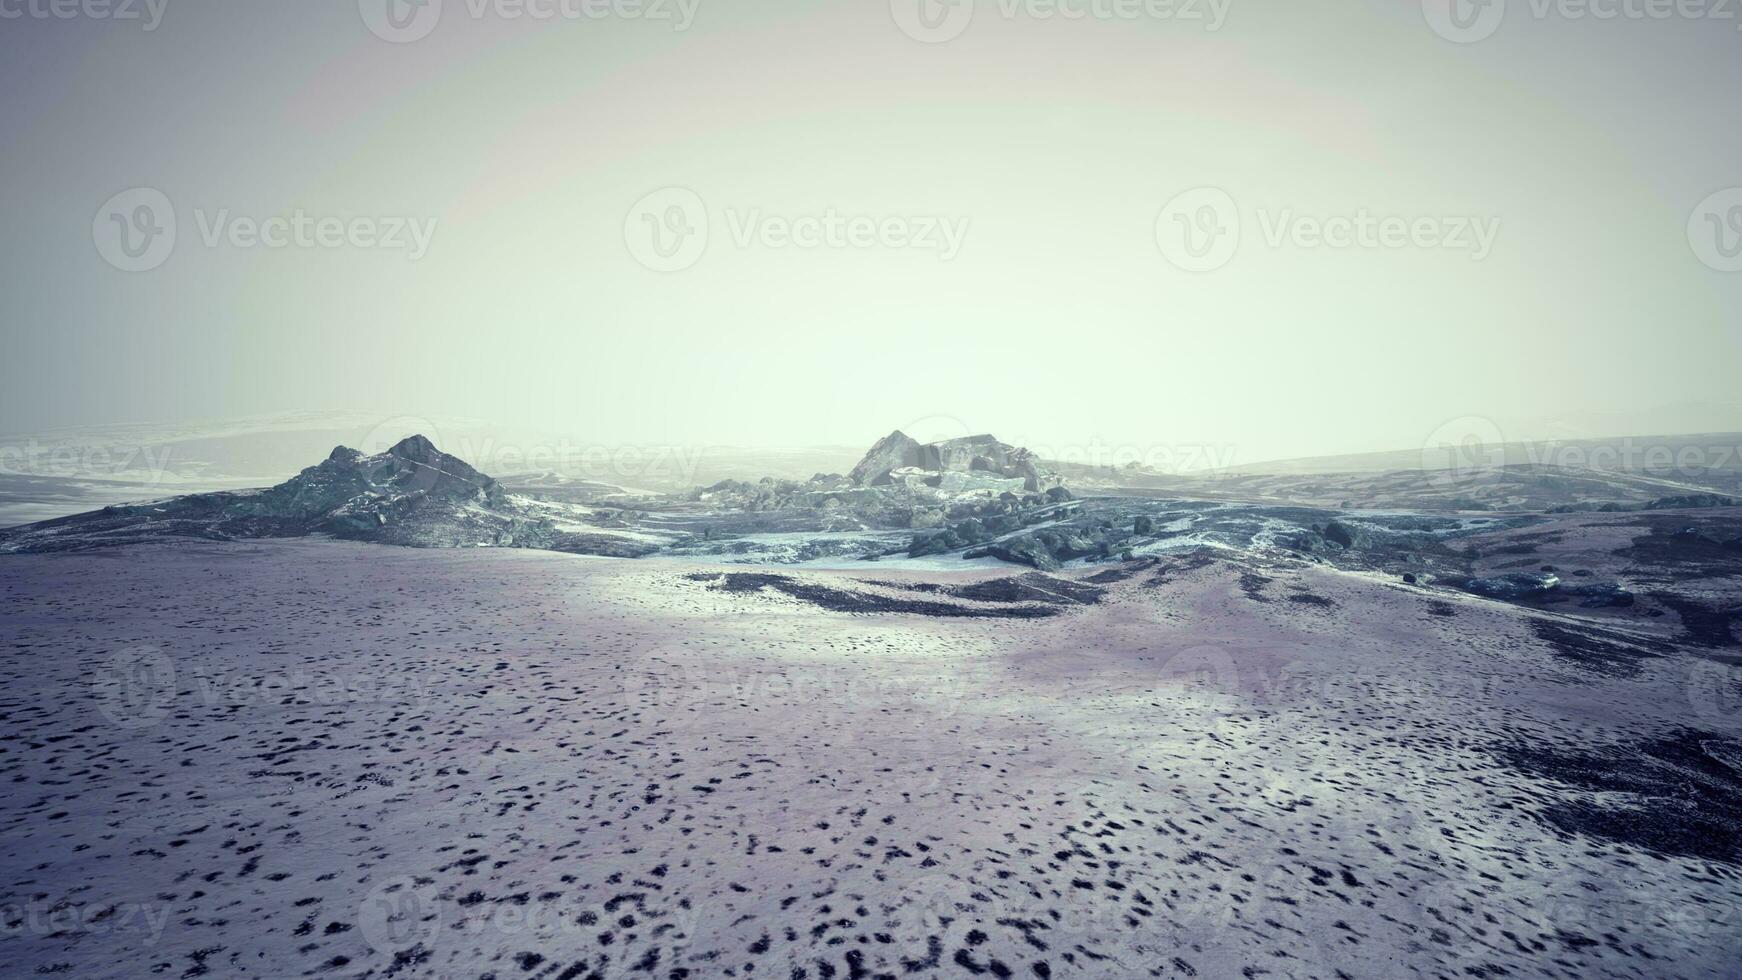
1457,571 -> 1560,601
1322,520 -> 1368,550
962,527 -> 1118,571
848,430 -> 924,486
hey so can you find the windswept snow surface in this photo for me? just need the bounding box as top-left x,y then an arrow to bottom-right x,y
1,539 -> 1739,979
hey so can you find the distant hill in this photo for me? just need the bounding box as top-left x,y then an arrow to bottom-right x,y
0,436 -> 658,557
1227,432 -> 1742,476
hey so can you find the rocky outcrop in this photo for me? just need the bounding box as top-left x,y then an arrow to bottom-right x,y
259,435 -> 507,532
1644,494 -> 1736,510
963,527 -> 1121,572
1554,494 -> 1736,514
0,436 -> 662,557
1455,571 -> 1561,601
848,430 -> 924,486
1321,520 -> 1369,550
1285,520 -> 1375,555
848,430 -> 1063,492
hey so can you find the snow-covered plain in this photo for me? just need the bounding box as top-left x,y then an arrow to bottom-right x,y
1,539 -> 1739,979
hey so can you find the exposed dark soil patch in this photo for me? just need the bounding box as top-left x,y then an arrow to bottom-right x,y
1463,530 -> 1564,560
1238,572 -> 1272,603
1615,519 -> 1742,580
946,573 -> 1103,606
1497,730 -> 1742,865
1527,619 -> 1669,678
1650,592 -> 1741,649
1082,558 -> 1161,585
857,573 -> 1104,607
687,573 -> 1060,619
1485,542 -> 1542,557
1141,551 -> 1219,588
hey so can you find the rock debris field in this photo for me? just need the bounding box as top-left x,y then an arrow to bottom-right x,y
1,539 -> 1739,979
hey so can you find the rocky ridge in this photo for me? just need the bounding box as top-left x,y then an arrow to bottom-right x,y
0,436 -> 657,556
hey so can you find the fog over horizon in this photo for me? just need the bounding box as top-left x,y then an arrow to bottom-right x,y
3,1 -> 1740,466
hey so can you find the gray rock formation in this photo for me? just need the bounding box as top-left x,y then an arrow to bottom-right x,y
848,430 -> 924,486
0,436 -> 659,557
1458,571 -> 1561,601
963,527 -> 1119,571
849,430 -> 1062,492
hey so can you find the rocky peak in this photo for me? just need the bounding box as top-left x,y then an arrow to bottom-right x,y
266,435 -> 502,518
848,430 -> 924,487
848,429 -> 1062,492
387,434 -> 441,463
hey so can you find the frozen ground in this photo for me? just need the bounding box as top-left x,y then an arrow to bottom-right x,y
1,539 -> 1740,979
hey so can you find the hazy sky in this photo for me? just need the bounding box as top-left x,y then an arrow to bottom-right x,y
2,0 -> 1739,466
